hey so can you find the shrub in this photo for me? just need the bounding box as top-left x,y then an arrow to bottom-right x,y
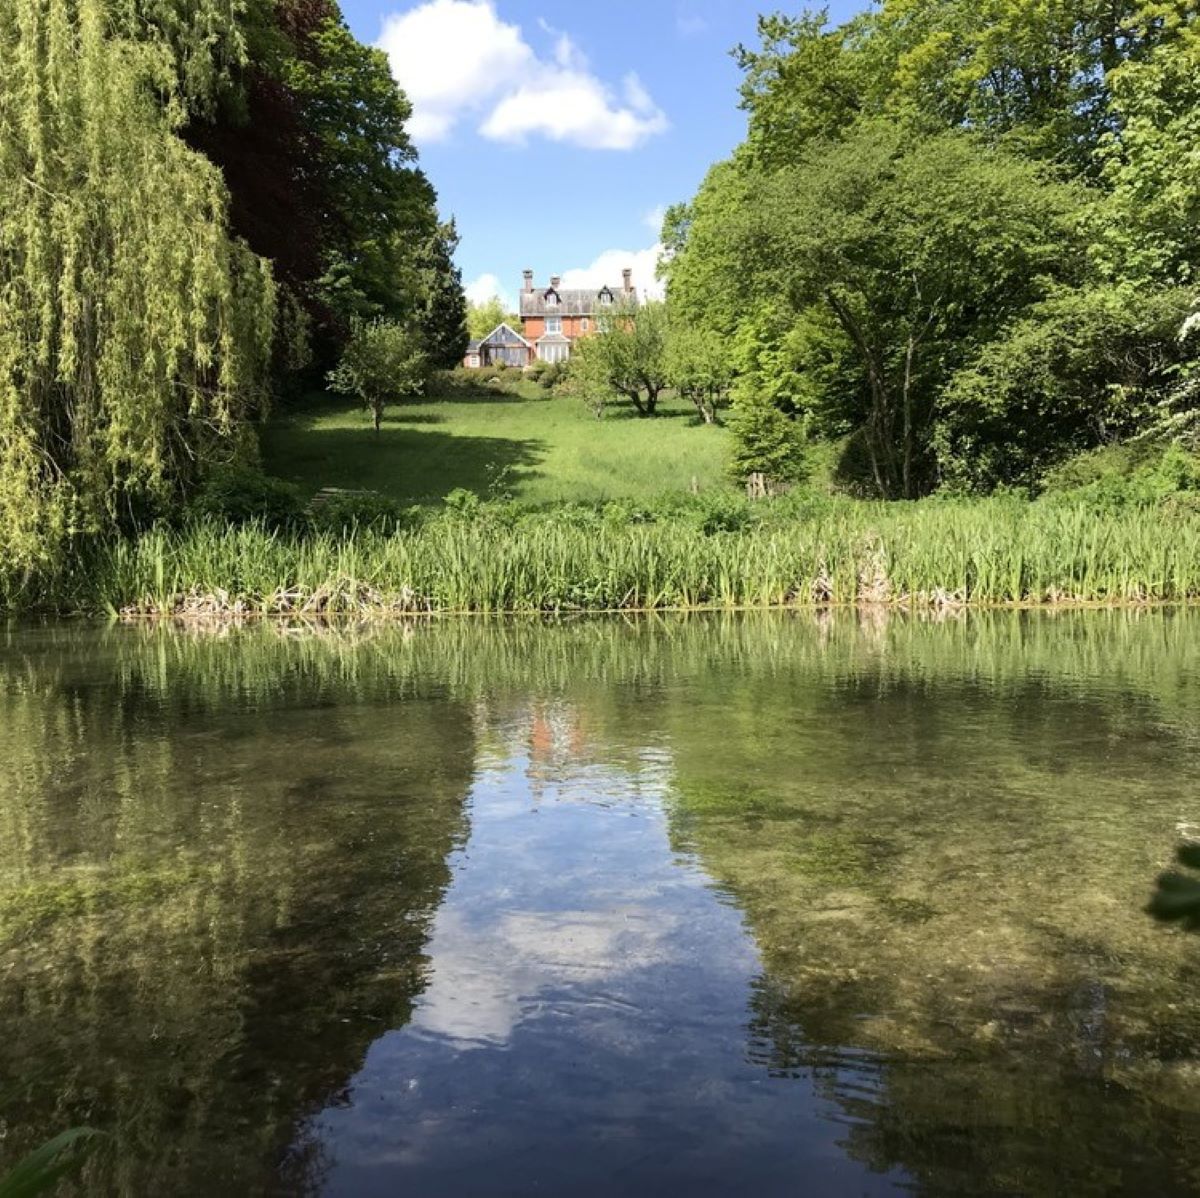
443,488 -> 483,519
539,360 -> 571,392
186,466 -> 304,529
692,493 -> 755,535
601,500 -> 657,527
309,491 -> 417,534
1039,442 -> 1200,510
727,397 -> 808,488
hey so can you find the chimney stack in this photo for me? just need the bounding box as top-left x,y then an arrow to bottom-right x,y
522,269 -> 534,292
622,268 -> 633,295
550,274 -> 562,290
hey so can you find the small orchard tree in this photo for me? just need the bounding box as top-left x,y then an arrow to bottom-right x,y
327,319 -> 428,433
666,324 -> 735,424
589,299 -> 670,416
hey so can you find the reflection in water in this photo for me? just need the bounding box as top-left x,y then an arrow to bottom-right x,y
3,611 -> 1200,1194
0,624 -> 476,1194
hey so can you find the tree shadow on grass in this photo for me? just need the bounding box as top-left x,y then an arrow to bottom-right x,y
262,423 -> 546,505
387,411 -> 446,425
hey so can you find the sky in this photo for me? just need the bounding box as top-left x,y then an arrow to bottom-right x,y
337,0 -> 865,309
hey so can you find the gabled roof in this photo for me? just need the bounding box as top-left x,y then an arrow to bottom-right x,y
479,322 -> 533,348
520,287 -> 635,318
466,339 -> 482,353
536,331 -> 570,344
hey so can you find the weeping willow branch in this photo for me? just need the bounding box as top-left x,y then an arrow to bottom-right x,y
0,0 -> 275,574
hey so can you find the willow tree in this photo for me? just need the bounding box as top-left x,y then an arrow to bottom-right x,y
0,0 -> 275,574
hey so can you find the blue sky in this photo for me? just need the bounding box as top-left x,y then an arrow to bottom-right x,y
338,0 -> 865,306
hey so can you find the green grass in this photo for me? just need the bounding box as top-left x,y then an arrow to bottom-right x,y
260,386 -> 732,507
25,495 -> 1200,616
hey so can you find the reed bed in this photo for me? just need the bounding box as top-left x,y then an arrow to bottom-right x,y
11,498 -> 1200,616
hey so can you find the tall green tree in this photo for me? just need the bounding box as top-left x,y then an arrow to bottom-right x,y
467,296 -> 518,340
187,0 -> 465,365
0,0 -> 275,572
283,12 -> 444,332
668,0 -> 1200,495
708,123 -> 1086,496
1098,7 -> 1200,284
416,221 -> 469,370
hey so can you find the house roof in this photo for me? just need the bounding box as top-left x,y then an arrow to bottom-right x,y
479,322 -> 533,348
536,331 -> 570,344
520,286 -> 634,318
466,339 -> 482,353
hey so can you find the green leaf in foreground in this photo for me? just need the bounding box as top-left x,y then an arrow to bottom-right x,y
0,1129 -> 100,1198
1148,845 -> 1200,930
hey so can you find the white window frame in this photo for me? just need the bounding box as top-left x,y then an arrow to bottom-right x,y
546,316 -> 562,334
581,318 -> 589,332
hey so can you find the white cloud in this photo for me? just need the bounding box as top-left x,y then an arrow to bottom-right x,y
643,204 -> 667,236
377,0 -> 668,149
378,0 -> 530,142
560,245 -> 666,301
413,907 -> 682,1048
464,272 -> 514,309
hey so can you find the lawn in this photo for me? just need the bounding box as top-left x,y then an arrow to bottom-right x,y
261,385 -> 732,507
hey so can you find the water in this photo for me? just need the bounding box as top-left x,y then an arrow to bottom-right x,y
3,611 -> 1200,1195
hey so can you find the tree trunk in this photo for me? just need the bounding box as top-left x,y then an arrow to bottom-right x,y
623,387 -> 647,415
372,398 -> 382,434
901,334 -> 917,499
687,389 -> 714,424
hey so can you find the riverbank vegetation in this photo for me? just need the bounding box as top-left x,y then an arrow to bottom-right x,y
11,493 -> 1200,617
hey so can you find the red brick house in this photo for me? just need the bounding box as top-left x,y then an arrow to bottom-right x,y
518,268 -> 637,363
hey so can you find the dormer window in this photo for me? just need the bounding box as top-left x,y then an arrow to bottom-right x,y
545,290 -> 559,307
598,287 -> 614,306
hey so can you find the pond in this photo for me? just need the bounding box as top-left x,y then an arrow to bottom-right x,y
3,611 -> 1200,1195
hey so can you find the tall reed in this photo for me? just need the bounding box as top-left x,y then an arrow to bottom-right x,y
9,498 -> 1200,616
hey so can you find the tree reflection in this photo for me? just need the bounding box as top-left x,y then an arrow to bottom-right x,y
0,625 -> 476,1195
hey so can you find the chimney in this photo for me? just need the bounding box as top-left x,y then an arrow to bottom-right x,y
550,274 -> 561,290
522,269 -> 534,292
622,267 -> 633,295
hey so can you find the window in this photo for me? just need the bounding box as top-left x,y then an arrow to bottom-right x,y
546,316 -> 562,334
545,291 -> 559,307
598,287 -> 614,306
539,342 -> 569,363
581,318 -> 589,332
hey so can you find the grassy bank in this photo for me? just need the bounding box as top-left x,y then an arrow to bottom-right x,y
16,496 -> 1200,616
261,388 -> 730,506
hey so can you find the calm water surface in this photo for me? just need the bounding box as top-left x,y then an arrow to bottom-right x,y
3,612 -> 1200,1195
